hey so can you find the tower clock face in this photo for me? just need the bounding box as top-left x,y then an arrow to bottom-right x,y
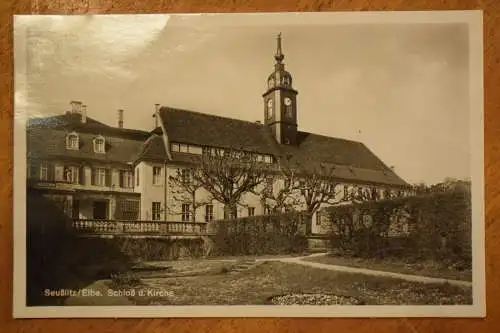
284,97 -> 292,106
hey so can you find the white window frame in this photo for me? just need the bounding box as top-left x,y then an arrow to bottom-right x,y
171,143 -> 180,152
122,170 -> 133,188
248,207 -> 255,217
182,203 -> 191,222
205,204 -> 214,222
95,168 -> 106,186
152,166 -> 162,185
66,132 -> 79,150
180,168 -> 191,185
65,165 -> 79,184
179,144 -> 188,153
93,135 -> 106,154
40,161 -> 49,181
152,202 -> 161,221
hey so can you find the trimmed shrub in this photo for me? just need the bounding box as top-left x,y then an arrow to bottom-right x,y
210,212 -> 309,256
325,187 -> 472,266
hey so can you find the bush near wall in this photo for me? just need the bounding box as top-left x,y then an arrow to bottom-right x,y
210,212 -> 309,256
325,187 -> 472,266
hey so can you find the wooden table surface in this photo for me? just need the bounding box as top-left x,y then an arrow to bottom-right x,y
0,0 -> 498,332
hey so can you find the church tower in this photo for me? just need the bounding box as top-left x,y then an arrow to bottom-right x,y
262,33 -> 298,145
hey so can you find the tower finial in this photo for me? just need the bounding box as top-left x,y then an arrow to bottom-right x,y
275,32 -> 284,63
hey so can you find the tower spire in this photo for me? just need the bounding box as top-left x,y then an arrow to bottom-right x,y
274,32 -> 284,63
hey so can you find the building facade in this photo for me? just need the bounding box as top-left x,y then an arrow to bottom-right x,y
26,35 -> 410,234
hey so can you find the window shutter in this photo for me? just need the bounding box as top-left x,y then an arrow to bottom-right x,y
119,171 -> 124,188
105,169 -> 112,187
91,168 -> 96,185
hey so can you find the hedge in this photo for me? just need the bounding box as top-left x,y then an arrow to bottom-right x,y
209,212 -> 310,255
324,187 -> 472,265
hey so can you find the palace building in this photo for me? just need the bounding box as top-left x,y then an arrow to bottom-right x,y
26,34 -> 409,234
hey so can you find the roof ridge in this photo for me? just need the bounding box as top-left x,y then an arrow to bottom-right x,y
297,130 -> 364,145
160,106 -> 265,127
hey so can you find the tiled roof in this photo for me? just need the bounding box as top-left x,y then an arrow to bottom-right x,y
277,132 -> 408,186
28,113 -> 150,141
27,116 -> 147,166
136,134 -> 167,163
157,107 -> 408,187
159,107 -> 278,155
27,109 -> 408,187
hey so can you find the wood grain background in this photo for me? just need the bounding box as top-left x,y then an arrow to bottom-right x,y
0,0 -> 497,332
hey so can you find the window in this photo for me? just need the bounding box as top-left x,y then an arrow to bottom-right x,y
120,170 -> 134,188
94,168 -> 107,186
182,203 -> 190,222
152,202 -> 161,221
264,205 -> 272,215
343,185 -> 349,200
316,212 -> 322,226
153,166 -> 162,185
180,168 -> 191,184
40,161 -> 49,181
202,147 -> 214,156
179,144 -> 188,153
66,132 -> 79,150
264,155 -> 273,163
171,143 -> 180,152
205,204 -> 214,222
248,207 -> 255,217
121,200 -> 140,220
64,166 -> 79,184
94,136 -> 105,153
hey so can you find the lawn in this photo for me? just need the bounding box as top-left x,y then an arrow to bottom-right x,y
114,261 -> 472,306
301,254 -> 472,282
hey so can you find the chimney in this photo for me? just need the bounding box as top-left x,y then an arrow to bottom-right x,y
154,104 -> 160,128
81,104 -> 87,123
70,100 -> 82,114
118,109 -> 124,128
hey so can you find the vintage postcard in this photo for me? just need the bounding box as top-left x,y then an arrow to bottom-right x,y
13,11 -> 484,318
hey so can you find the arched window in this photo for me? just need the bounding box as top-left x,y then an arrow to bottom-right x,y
66,132 -> 79,150
268,77 -> 275,89
93,135 -> 106,153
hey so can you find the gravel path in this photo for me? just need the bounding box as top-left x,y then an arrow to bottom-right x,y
262,253 -> 472,288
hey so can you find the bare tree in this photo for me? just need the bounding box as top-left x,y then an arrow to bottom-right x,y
168,167 -> 211,223
260,167 -> 300,214
269,161 -> 354,233
189,148 -> 271,219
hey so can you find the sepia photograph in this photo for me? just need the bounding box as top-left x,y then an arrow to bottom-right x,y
12,11 -> 484,318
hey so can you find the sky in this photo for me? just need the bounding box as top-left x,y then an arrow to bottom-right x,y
14,14 -> 473,185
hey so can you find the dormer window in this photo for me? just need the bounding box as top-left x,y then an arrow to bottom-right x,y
66,132 -> 79,150
93,135 -> 106,153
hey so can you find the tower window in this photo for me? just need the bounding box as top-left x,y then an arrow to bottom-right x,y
266,99 -> 273,119
268,77 -> 275,89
